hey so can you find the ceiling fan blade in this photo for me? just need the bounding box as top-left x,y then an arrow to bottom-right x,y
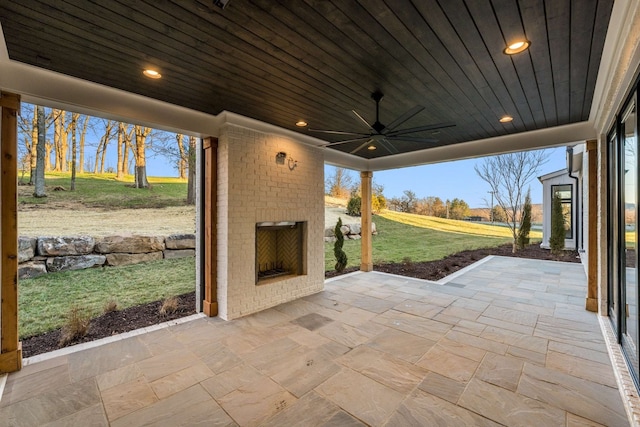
388,136 -> 439,144
378,138 -> 399,154
308,129 -> 370,137
322,137 -> 370,147
386,122 -> 456,136
351,110 -> 375,131
350,139 -> 375,154
384,105 -> 425,132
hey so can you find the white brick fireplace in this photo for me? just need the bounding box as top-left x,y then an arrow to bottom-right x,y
216,124 -> 325,319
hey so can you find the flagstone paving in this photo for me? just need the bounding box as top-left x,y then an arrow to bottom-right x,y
0,256 -> 630,426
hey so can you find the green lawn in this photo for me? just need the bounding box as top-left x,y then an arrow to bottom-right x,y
20,257 -> 195,339
380,210 -> 542,239
325,212 -> 516,271
19,172 -> 188,209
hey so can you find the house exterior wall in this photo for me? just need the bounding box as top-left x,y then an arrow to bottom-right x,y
216,124 -> 324,320
540,171 -> 579,250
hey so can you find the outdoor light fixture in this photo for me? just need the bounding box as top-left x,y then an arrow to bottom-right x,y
499,115 -> 513,123
276,151 -> 298,170
295,120 -> 308,127
504,40 -> 530,55
143,69 -> 162,79
367,144 -> 377,150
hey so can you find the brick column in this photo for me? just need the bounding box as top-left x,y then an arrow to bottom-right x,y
360,171 -> 373,272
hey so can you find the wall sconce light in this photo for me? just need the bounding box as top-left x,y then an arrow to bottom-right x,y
276,151 -> 297,170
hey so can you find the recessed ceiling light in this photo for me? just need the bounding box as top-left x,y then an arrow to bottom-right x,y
504,40 -> 530,55
500,115 -> 513,123
367,144 -> 377,150
295,120 -> 308,127
143,69 -> 162,79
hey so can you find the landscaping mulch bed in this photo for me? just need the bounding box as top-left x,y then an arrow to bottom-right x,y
23,243 -> 578,358
21,292 -> 196,358
324,243 -> 580,280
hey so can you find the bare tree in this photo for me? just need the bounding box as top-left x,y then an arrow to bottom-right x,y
18,104 -> 55,178
77,114 -> 89,173
94,119 -> 115,174
325,167 -> 354,199
474,150 -> 549,252
53,109 -> 69,172
29,108 -> 37,184
33,106 -> 47,197
70,113 -> 78,190
133,125 -> 152,188
176,134 -> 187,179
186,136 -> 197,204
116,122 -> 133,179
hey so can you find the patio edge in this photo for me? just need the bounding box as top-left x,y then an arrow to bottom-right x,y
599,314 -> 640,426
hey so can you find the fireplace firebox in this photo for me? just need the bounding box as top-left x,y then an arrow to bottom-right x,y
255,221 -> 306,284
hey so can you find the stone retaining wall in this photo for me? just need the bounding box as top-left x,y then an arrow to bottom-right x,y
18,234 -> 196,279
323,222 -> 377,242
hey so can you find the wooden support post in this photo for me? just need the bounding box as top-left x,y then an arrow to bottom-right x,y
586,139 -> 598,312
360,171 -> 373,272
202,137 -> 218,317
0,92 -> 21,373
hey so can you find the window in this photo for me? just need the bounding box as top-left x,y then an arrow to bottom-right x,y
551,184 -> 573,239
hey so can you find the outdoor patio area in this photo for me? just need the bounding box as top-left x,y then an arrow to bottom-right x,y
0,256 -> 630,426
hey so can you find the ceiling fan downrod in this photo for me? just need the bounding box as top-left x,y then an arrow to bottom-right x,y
371,91 -> 385,133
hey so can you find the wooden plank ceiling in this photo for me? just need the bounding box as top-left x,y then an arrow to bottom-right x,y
0,0 -> 613,159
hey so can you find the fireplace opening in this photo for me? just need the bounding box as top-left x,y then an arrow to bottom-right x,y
256,221 -> 306,284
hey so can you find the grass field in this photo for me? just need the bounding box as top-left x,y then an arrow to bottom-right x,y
20,257 -> 194,339
324,212 -> 519,271
19,172 -> 188,209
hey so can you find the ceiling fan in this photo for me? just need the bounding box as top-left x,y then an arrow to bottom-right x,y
309,91 -> 455,155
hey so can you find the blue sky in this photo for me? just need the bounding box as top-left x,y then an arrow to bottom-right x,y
325,146 -> 568,208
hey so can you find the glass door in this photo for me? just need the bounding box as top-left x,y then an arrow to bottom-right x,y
609,129 -> 620,330
622,99 -> 639,378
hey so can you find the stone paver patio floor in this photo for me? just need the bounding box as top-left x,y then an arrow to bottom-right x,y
0,256 -> 630,426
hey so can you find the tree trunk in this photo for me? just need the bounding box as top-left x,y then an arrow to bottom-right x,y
176,134 -> 187,179
53,109 -> 68,172
78,115 -> 88,173
116,123 -> 125,179
70,113 -> 78,191
53,110 -> 60,171
93,139 -> 103,174
34,106 -> 47,197
61,114 -> 70,172
28,112 -> 37,185
133,125 -> 151,188
44,141 -> 53,171
186,136 -> 197,204
122,140 -> 130,176
100,137 -> 108,173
